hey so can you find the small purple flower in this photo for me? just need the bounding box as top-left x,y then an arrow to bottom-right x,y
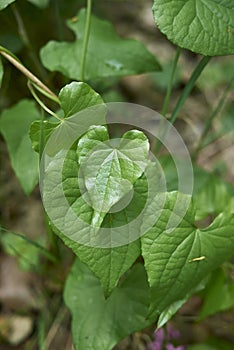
147,328 -> 165,350
154,328 -> 165,344
147,324 -> 186,350
166,324 -> 180,340
166,344 -> 185,350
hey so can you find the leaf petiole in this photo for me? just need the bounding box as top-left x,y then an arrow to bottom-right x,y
31,81 -> 61,105
27,81 -> 64,122
154,55 -> 211,154
80,0 -> 92,81
170,55 -> 211,125
161,47 -> 181,116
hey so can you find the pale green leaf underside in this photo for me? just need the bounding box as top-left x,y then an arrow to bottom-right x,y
0,99 -> 40,194
141,192 -> 234,314
0,0 -> 14,10
153,0 -> 234,56
0,0 -> 49,10
64,260 -> 150,350
40,9 -> 161,80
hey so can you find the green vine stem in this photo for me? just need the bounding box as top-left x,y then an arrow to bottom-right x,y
80,0 -> 92,81
0,45 -> 59,103
154,55 -> 211,154
193,76 -> 234,159
27,82 -> 63,122
161,47 -> 181,116
169,55 -> 211,124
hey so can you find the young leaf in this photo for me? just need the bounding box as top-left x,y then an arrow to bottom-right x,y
141,192 -> 234,315
77,126 -> 150,227
0,56 -> 3,87
59,81 -> 104,118
64,259 -> 150,350
153,0 -> 234,56
0,99 -> 40,194
40,9 -> 161,80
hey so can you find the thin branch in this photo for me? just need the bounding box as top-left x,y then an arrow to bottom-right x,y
0,48 -> 58,102
80,0 -> 92,81
170,56 -> 211,124
154,56 -> 211,154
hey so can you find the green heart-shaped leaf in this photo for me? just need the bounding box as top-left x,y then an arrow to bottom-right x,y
40,9 -> 161,80
64,259 -> 151,350
141,192 -> 234,314
77,126 -> 150,227
153,0 -> 234,56
29,82 -> 104,153
52,143 -> 147,296
59,81 -> 104,118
